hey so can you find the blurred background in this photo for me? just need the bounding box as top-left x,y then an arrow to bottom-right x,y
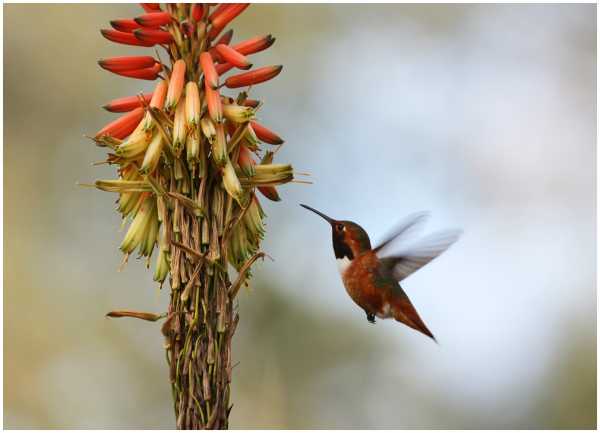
4,3 -> 596,429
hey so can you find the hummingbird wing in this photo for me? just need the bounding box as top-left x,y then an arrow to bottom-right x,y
378,229 -> 462,282
373,211 -> 430,255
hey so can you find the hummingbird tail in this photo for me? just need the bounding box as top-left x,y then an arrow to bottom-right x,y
391,297 -> 437,342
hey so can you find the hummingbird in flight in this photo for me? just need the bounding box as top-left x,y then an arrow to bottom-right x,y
300,204 -> 461,341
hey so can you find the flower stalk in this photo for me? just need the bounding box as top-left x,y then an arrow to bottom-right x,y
88,3 -> 292,429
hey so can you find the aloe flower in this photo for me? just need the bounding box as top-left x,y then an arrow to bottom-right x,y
88,3 -> 292,429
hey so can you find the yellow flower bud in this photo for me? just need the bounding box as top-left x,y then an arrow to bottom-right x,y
140,132 -> 164,174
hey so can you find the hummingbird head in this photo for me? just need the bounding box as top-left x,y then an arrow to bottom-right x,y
300,204 -> 371,260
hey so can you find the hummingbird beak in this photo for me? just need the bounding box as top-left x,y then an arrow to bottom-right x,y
300,204 -> 334,224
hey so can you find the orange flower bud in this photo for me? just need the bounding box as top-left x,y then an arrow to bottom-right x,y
215,44 -> 252,70
209,29 -> 235,61
140,3 -> 161,12
98,55 -> 157,72
185,81 -> 201,127
110,19 -> 141,33
133,28 -> 174,45
233,34 -> 275,56
250,121 -> 284,145
165,59 -> 186,111
207,4 -> 230,22
208,4 -> 249,39
143,79 -> 169,129
204,83 -> 223,123
135,11 -> 172,27
191,4 -> 204,22
101,29 -> 155,47
103,93 -> 153,113
215,62 -> 234,76
95,107 -> 145,139
199,52 -> 219,89
150,79 -> 169,109
225,65 -> 282,89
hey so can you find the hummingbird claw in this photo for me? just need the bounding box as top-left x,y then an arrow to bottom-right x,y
366,312 -> 376,324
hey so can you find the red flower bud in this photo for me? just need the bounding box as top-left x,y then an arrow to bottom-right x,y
110,63 -> 162,80
101,29 -> 155,47
95,107 -> 145,139
103,93 -> 153,113
98,56 -> 157,73
135,11 -> 172,27
215,28 -> 234,46
140,3 -> 161,13
215,44 -> 252,70
209,29 -> 235,62
134,28 -> 174,45
224,65 -> 283,89
238,144 -> 256,168
215,62 -> 234,76
233,34 -> 275,56
191,4 -> 204,22
258,185 -> 281,202
110,19 -> 141,33
250,121 -> 284,145
200,52 -> 219,89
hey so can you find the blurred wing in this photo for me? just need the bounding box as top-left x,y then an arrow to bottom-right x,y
380,229 -> 462,281
373,211 -> 430,255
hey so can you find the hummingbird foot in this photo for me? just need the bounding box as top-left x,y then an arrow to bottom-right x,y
366,312 -> 376,324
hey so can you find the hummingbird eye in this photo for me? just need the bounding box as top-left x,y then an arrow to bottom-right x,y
336,224 -> 344,231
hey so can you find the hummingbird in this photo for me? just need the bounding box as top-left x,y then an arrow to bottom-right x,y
300,204 -> 461,341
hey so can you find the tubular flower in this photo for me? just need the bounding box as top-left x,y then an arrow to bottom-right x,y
103,93 -> 153,112
215,44 -> 252,69
225,65 -> 283,88
87,4 -> 294,430
135,11 -> 172,27
110,19 -> 142,32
